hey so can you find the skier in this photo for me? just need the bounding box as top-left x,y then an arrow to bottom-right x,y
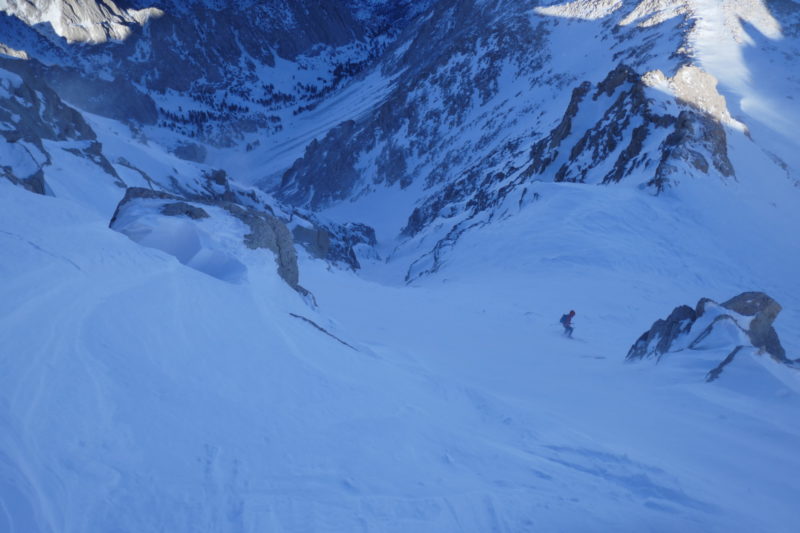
560,310 -> 576,338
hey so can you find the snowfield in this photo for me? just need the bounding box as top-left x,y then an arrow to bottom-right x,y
1,153 -> 798,531
2,0 -> 800,532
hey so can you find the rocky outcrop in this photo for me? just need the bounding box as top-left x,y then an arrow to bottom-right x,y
109,187 -> 177,227
521,63 -> 735,192
627,305 -> 696,359
720,292 -> 786,360
0,0 -> 163,44
161,202 -> 209,220
109,187 -> 301,290
0,61 -> 125,194
627,291 -> 794,381
0,43 -> 27,59
293,225 -> 331,260
290,213 -> 378,270
279,121 -> 361,208
0,61 -> 95,144
642,66 -> 737,193
223,203 -> 299,289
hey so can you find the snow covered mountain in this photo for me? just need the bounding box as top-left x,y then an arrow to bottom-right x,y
2,1 -> 800,531
276,0 -> 800,278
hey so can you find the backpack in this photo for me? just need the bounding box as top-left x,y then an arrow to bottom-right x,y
560,314 -> 569,325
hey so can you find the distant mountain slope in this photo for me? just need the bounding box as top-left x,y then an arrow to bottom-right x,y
274,0 -> 800,278
0,0 -> 436,146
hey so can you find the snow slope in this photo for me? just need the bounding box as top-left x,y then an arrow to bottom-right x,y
2,135 -> 799,531
2,1 -> 800,532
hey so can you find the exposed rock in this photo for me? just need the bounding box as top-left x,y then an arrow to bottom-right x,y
109,186 -> 302,290
293,225 -> 331,260
537,0 -> 780,42
160,202 -> 209,220
627,305 -> 696,359
695,297 -> 716,317
63,141 -> 126,188
627,292 -> 792,379
223,204 -> 299,289
291,214 -> 377,270
721,292 -> 786,360
667,65 -> 738,127
0,60 -> 95,144
205,169 -> 229,188
0,0 -> 164,44
108,187 -> 178,227
0,62 -> 112,194
1,166 -> 46,194
525,82 -> 592,178
641,65 -> 737,193
328,222 -> 377,270
1,0 -> 413,145
721,291 -> 783,320
705,345 -> 746,383
279,120 -> 361,208
0,43 -> 27,59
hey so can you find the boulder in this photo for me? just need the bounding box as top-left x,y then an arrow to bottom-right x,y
721,292 -> 786,361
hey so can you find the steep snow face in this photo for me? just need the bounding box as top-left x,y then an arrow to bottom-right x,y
2,158 -> 800,532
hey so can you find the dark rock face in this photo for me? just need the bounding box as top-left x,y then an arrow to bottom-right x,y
626,292 -> 793,380
291,214 -> 377,271
649,110 -> 733,193
0,59 -> 96,144
0,59 -> 127,195
327,222 -> 377,270
627,305 -> 696,360
160,202 -> 209,220
721,292 -> 783,320
293,226 -> 331,260
279,121 -> 361,208
1,167 -> 47,195
526,81 -> 592,177
109,187 -> 177,227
